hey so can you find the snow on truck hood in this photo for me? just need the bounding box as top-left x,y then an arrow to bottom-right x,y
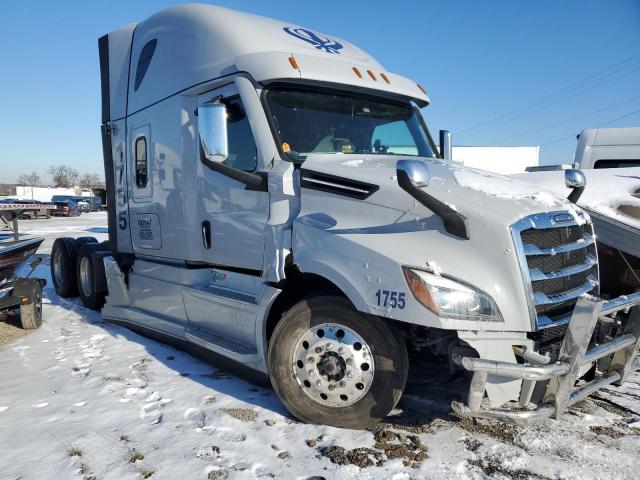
513,167 -> 640,231
301,154 -> 573,224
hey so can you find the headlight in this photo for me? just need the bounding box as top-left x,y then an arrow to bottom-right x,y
402,267 -> 503,322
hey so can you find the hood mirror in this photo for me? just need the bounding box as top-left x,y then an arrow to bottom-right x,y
197,103 -> 228,163
397,160 -> 430,188
564,169 -> 586,204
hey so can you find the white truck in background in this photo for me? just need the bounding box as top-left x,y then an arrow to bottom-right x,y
574,127 -> 640,170
49,4 -> 640,428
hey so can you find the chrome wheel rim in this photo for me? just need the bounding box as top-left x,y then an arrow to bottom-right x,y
293,322 -> 374,407
79,257 -> 92,297
53,250 -> 63,286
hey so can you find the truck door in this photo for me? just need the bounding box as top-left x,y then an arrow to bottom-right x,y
193,84 -> 269,272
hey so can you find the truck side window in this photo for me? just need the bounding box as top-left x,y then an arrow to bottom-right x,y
594,159 -> 640,169
224,99 -> 258,172
135,136 -> 148,188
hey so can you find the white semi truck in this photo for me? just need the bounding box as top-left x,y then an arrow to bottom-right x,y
51,4 -> 640,428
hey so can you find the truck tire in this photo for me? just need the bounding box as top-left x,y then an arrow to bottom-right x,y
75,237 -> 98,246
17,281 -> 43,329
267,295 -> 408,429
76,243 -> 107,310
51,237 -> 81,297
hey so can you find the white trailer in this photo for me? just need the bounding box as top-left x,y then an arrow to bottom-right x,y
49,4 -> 640,428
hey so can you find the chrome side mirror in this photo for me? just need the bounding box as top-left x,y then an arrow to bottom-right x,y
565,168 -> 586,204
197,103 -> 228,163
397,159 -> 430,188
439,130 -> 452,162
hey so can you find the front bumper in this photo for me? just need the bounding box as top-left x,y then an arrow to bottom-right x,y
452,292 -> 640,425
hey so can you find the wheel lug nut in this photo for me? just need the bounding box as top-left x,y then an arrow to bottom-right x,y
339,381 -> 346,388
346,358 -> 353,365
315,380 -> 322,387
308,369 -> 314,376
338,347 -> 344,354
315,347 -> 322,354
308,357 -> 314,363
346,371 -> 353,378
328,384 -> 335,391
325,343 -> 332,350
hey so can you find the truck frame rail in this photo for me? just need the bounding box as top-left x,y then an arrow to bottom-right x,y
452,292 -> 640,425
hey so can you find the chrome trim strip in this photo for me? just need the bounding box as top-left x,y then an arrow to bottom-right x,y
451,401 -> 554,426
528,254 -> 597,281
602,292 -> 640,316
582,333 -> 636,364
523,233 -> 594,256
461,356 -> 570,381
302,177 -> 370,194
533,276 -> 598,306
537,312 -> 571,328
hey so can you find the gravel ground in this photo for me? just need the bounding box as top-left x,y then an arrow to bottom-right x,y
0,312 -> 29,346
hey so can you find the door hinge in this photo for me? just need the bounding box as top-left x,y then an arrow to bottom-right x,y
104,122 -> 118,136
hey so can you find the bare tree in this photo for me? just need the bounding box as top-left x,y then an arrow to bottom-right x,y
79,173 -> 105,189
16,171 -> 41,186
48,165 -> 79,188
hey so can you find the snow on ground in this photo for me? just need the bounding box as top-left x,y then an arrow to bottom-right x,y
1,213 -> 640,479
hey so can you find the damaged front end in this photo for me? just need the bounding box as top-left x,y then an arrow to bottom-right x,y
452,293 -> 640,425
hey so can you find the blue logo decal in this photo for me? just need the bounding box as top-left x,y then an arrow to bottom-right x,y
283,27 -> 343,54
552,213 -> 573,224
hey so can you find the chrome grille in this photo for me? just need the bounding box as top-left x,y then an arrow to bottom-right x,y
512,211 -> 599,329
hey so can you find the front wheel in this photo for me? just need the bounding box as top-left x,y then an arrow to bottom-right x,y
268,296 -> 408,429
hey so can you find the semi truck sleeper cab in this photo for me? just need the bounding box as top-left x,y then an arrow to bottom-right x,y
50,4 -> 640,428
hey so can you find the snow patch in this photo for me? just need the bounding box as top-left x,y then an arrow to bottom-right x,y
341,159 -> 364,167
427,260 -> 442,276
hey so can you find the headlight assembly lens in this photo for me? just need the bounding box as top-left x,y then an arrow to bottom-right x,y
402,267 -> 503,322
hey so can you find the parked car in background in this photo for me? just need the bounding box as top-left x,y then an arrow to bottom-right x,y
52,200 -> 81,217
85,196 -> 103,211
51,195 -> 102,212
75,200 -> 93,213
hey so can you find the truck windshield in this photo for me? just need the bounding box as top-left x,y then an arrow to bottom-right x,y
265,87 -> 437,161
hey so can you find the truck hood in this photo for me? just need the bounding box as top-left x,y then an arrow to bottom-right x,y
293,154 -> 582,332
300,154 -> 573,226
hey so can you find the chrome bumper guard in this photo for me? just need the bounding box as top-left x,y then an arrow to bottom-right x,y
451,293 -> 640,425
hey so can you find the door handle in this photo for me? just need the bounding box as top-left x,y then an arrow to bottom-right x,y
202,220 -> 211,249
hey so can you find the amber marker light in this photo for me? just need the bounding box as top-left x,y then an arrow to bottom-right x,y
402,267 -> 438,314
367,69 -> 377,81
288,56 -> 299,70
352,67 -> 363,78
417,84 -> 427,94
380,72 -> 390,84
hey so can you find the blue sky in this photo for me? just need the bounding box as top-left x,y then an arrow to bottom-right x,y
1,0 -> 639,183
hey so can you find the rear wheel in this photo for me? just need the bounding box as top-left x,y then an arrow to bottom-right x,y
75,237 -> 98,247
76,243 -> 107,310
267,295 -> 408,429
51,238 -> 81,297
